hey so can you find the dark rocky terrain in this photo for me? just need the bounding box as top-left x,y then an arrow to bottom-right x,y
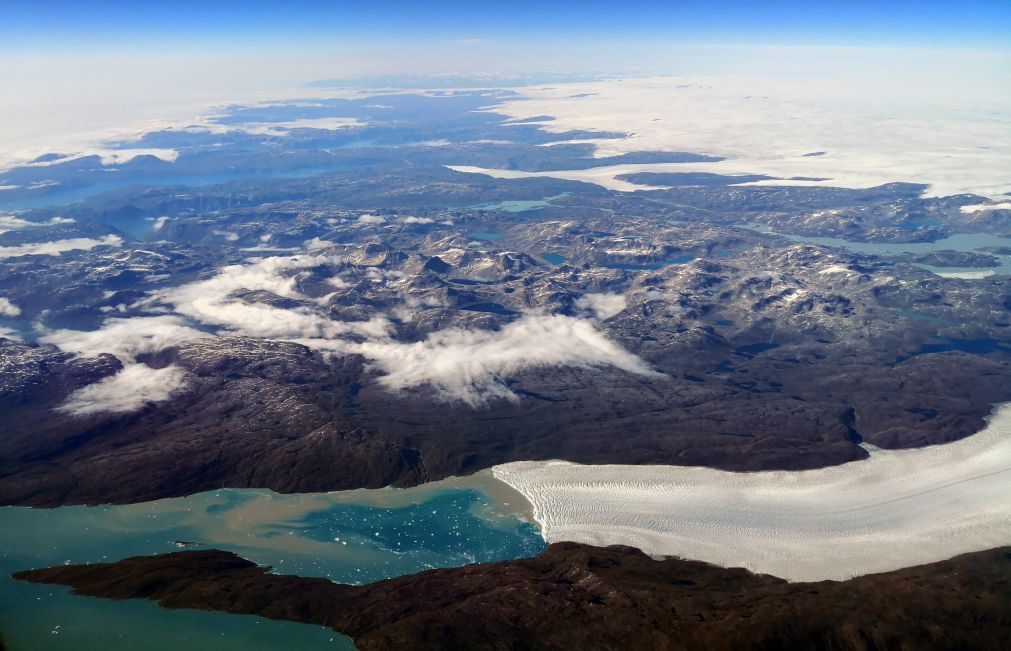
3,232 -> 1010,506
3,86 -> 1011,651
2,90 -> 1011,507
16,542 -> 1011,651
3,194 -> 1011,506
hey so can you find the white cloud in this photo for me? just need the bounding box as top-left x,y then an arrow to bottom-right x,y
401,216 -> 435,224
0,297 -> 21,317
960,202 -> 1011,214
213,229 -> 240,242
0,326 -> 21,340
151,216 -> 170,231
305,237 -> 336,251
38,251 -> 657,412
0,234 -> 122,259
351,314 -> 660,406
155,254 -> 392,342
574,292 -> 627,320
57,363 -> 188,416
40,315 -> 210,362
0,216 -> 35,232
357,214 -> 386,224
0,215 -> 75,235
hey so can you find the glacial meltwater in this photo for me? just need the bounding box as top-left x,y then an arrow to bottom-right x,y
0,471 -> 543,651
737,224 -> 1011,277
467,193 -> 568,213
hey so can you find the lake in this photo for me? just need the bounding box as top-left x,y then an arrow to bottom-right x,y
467,193 -> 568,213
737,225 -> 1011,277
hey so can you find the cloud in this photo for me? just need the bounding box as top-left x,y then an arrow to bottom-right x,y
39,251 -> 656,412
40,315 -> 210,362
213,229 -> 239,241
0,297 -> 21,317
357,214 -> 386,224
0,235 -> 122,259
351,314 -> 660,406
574,292 -> 627,320
0,215 -> 75,235
305,237 -> 336,251
155,254 -> 392,342
42,317 -> 205,418
0,326 -> 21,340
401,216 -> 435,224
151,216 -> 170,231
960,202 -> 1011,213
57,363 -> 188,416
0,215 -> 36,233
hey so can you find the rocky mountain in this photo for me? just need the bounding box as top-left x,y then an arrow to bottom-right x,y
16,542 -> 1011,651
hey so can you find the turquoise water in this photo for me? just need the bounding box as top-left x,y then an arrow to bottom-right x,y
469,231 -> 503,240
542,252 -> 567,265
0,477 -> 543,650
467,193 -> 568,213
738,225 -> 1011,276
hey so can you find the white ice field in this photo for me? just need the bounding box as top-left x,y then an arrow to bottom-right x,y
493,404 -> 1011,581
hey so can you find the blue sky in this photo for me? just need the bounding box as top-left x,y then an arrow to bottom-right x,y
5,0 -> 1011,53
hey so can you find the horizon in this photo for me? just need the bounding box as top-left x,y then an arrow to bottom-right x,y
5,0 -> 1011,53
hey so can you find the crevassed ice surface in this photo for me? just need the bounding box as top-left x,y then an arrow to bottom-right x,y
493,404 -> 1011,582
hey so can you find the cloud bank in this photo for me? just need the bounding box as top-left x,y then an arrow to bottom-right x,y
0,215 -> 75,235
42,249 -> 658,412
57,363 -> 189,416
155,254 -> 392,341
353,314 -> 659,406
0,234 -> 122,259
41,315 -> 210,362
0,297 -> 21,317
574,292 -> 626,320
